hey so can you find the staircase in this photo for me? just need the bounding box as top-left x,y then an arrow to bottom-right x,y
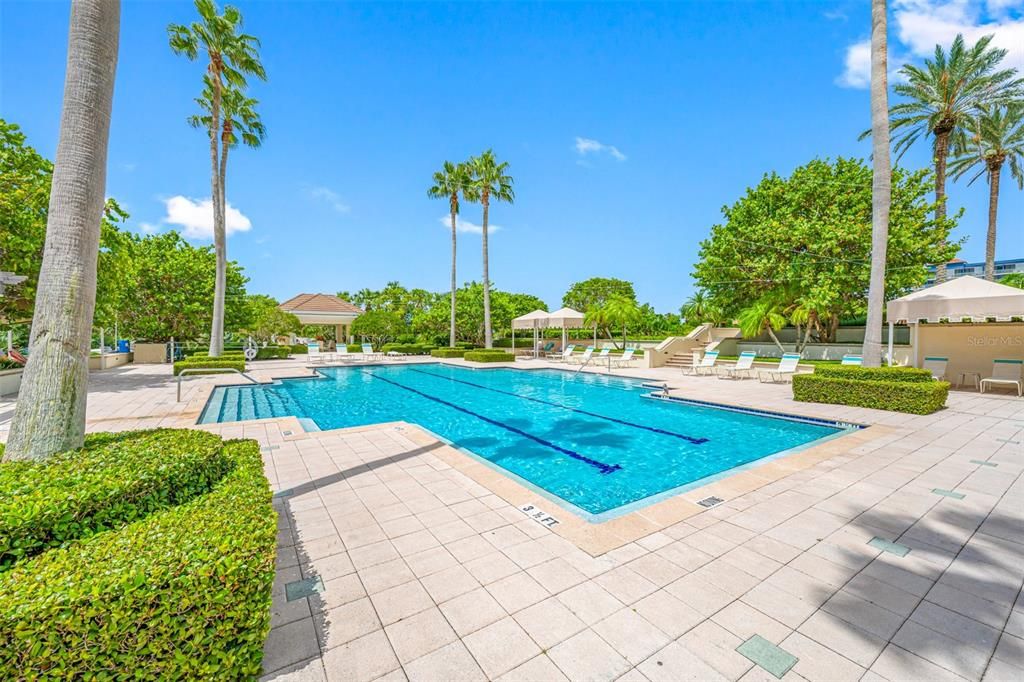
664,352 -> 696,369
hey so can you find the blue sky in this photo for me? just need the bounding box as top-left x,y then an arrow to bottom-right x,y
2,0 -> 1022,312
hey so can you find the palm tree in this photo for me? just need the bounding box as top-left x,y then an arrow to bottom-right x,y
428,161 -> 476,347
949,105 -> 1024,281
5,0 -> 120,461
737,299 -> 788,353
468,150 -> 514,348
603,295 -> 642,349
865,33 -> 1022,282
862,0 -> 891,368
169,0 -> 265,357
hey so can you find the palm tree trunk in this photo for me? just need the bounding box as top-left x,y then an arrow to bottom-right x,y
449,203 -> 457,347
933,129 -> 951,283
5,0 -> 120,462
207,63 -> 224,357
481,191 -> 492,349
985,163 -> 1001,281
212,134 -> 229,355
767,327 -> 786,354
862,0 -> 891,368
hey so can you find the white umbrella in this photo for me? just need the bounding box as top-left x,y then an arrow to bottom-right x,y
545,307 -> 586,350
511,310 -> 551,357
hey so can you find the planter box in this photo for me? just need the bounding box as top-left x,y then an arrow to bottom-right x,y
0,368 -> 23,397
88,352 -> 134,371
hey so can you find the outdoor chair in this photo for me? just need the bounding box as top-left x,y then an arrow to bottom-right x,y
569,346 -> 595,365
922,356 -> 949,381
719,350 -> 757,379
684,349 -> 720,375
613,348 -> 636,368
307,343 -> 325,365
361,343 -> 384,362
980,359 -> 1023,396
539,341 -> 556,357
758,352 -> 801,383
841,354 -> 863,366
548,345 -> 576,363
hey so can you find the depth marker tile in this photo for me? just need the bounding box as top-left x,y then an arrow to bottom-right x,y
931,488 -> 965,499
736,635 -> 798,679
868,536 -> 911,557
285,576 -> 324,602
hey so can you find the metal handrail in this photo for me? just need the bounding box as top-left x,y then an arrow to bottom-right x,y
177,367 -> 258,402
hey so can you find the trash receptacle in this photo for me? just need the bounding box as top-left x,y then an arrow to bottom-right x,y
117,340 -> 130,353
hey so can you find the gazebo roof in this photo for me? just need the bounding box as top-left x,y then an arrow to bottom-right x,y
279,293 -> 362,315
887,276 -> 1024,323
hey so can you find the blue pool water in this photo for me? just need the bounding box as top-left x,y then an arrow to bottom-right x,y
200,364 -> 845,516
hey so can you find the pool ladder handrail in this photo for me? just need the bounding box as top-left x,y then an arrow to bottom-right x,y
574,353 -> 614,374
177,367 -> 259,402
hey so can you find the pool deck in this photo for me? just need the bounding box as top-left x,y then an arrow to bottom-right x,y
2,357 -> 1023,681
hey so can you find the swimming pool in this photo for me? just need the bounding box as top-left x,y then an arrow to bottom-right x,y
200,364 -> 852,519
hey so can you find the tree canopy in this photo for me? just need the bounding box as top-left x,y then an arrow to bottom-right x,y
692,157 -> 960,342
562,277 -> 636,313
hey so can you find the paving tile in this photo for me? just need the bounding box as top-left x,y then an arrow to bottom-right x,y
497,654 -> 570,682
665,573 -> 735,617
526,557 -> 588,593
796,610 -> 887,669
592,608 -> 672,665
869,643 -> 966,682
263,618 -> 321,674
780,631 -> 866,682
404,545 -> 459,578
712,601 -> 792,645
439,587 -> 507,637
680,619 -> 754,679
595,565 -> 660,604
547,629 -> 632,682
420,564 -> 480,603
512,597 -> 586,650
486,571 -> 549,613
315,573 -> 367,611
258,655 -> 326,682
462,617 -> 542,679
909,600 -> 1001,651
892,619 -> 992,679
633,589 -> 705,638
821,591 -> 905,641
637,640 -> 728,682
735,634 -> 798,679
383,606 -> 457,664
321,629 -> 401,681
370,580 -> 434,626
359,558 -> 417,594
557,581 -> 625,625
464,551 -> 522,585
403,641 -> 486,682
626,551 -> 689,586
315,597 -> 381,651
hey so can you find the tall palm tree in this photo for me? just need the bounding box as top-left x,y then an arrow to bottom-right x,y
862,0 -> 891,368
603,295 -> 642,349
949,104 -> 1024,280
468,150 -> 514,348
737,299 -> 788,353
428,161 -> 476,347
5,0 -> 120,461
865,33 -> 1022,282
169,0 -> 265,357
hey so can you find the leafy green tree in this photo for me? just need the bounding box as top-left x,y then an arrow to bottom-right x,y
240,295 -> 301,343
350,309 -> 404,349
737,299 -> 788,353
468,150 -> 514,348
680,290 -> 725,327
693,158 -> 959,342
169,0 -> 265,356
865,34 -> 1022,283
7,0 -> 120,461
428,161 -> 477,347
602,296 -> 642,349
563,277 -> 636,314
949,104 -> 1024,281
1001,273 -> 1024,288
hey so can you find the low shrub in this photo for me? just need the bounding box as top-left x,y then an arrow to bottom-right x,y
0,429 -> 227,571
464,350 -> 515,363
812,365 -> 932,382
254,346 -> 290,360
0,438 -> 276,678
290,344 -> 308,354
347,343 -> 363,353
173,358 -> 246,376
431,348 -> 467,358
793,374 -> 948,414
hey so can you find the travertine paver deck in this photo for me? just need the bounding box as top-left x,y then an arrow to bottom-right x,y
2,358 -> 1022,681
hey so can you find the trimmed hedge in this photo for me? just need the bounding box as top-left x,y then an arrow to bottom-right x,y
812,365 -> 932,382
255,346 -> 289,360
431,348 -> 467,358
464,350 -> 515,363
290,344 -> 308,354
0,438 -> 276,678
0,429 -> 228,571
173,358 -> 246,376
793,374 -> 948,414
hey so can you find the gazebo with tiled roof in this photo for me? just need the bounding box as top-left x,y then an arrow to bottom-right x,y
278,293 -> 362,345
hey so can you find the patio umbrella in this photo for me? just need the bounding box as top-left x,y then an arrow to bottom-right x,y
545,307 -> 586,349
511,310 -> 551,357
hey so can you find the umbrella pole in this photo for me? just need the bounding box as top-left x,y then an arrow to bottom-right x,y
593,324 -> 597,347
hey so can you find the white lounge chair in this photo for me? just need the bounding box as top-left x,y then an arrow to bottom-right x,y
307,343 -> 325,364
980,359 -> 1023,396
719,350 -> 757,379
548,344 -> 576,363
361,343 -> 384,362
593,348 -> 612,365
922,356 -> 949,381
613,348 -> 636,368
841,354 -> 863,366
569,346 -> 595,365
684,349 -> 720,375
759,352 -> 801,383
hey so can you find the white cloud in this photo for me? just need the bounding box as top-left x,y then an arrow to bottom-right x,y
574,136 -> 627,162
437,215 -> 501,235
837,0 -> 1024,88
139,222 -> 158,235
161,195 -> 252,240
308,186 -> 351,213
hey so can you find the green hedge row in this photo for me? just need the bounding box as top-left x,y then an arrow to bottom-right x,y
0,438 -> 276,678
464,350 -> 516,363
346,343 -> 363,353
431,348 -> 467,358
812,365 -> 932,382
793,374 -> 948,414
254,346 -> 290,360
290,344 -> 308,354
0,430 -> 227,572
173,358 -> 247,376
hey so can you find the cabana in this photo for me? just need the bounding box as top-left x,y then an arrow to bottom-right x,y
886,276 -> 1024,383
278,293 -> 362,348
546,307 -> 588,349
511,310 -> 550,357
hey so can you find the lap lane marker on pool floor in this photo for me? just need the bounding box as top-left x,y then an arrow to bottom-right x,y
408,367 -> 709,445
360,370 -> 623,475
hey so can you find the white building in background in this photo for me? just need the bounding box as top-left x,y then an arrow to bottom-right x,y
924,258 -> 1024,287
